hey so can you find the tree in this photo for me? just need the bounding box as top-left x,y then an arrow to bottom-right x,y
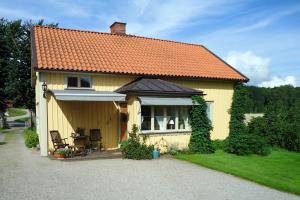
225,83 -> 270,155
3,19 -> 57,127
188,95 -> 214,153
284,99 -> 300,151
0,18 -> 9,128
229,83 -> 249,137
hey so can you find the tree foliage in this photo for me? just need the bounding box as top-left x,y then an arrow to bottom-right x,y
0,18 -> 57,127
0,19 -> 9,128
120,124 -> 154,160
245,85 -> 300,113
225,83 -> 270,155
188,95 -> 214,153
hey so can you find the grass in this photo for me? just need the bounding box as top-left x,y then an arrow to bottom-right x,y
15,117 -> 30,123
175,150 -> 300,195
8,108 -> 26,117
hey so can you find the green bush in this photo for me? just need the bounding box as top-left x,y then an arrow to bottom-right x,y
189,95 -> 214,153
212,139 -> 226,150
226,84 -> 270,156
24,128 -> 39,148
120,125 -> 154,160
225,134 -> 270,156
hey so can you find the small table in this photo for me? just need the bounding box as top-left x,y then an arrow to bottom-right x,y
70,135 -> 88,156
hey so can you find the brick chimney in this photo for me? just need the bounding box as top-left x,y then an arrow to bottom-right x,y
110,22 -> 126,35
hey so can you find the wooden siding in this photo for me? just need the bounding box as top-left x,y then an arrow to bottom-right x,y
43,72 -> 234,150
45,73 -> 131,149
170,79 -> 234,140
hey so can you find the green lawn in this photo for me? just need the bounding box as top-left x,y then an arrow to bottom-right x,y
176,150 -> 300,195
8,108 -> 26,117
15,117 -> 30,123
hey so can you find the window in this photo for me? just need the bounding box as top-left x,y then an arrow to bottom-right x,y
141,106 -> 191,132
166,107 -> 176,130
67,77 -> 78,87
140,102 -> 213,133
206,102 -> 213,122
154,106 -> 164,130
178,107 -> 189,130
67,76 -> 91,88
141,106 -> 151,130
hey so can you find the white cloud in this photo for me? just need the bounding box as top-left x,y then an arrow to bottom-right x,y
232,4 -> 300,33
226,51 -> 271,84
259,76 -> 297,88
0,7 -> 49,21
126,0 -> 237,37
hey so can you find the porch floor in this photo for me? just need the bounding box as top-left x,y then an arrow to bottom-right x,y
50,149 -> 122,161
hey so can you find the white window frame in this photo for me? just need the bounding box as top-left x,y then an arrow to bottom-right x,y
140,102 -> 214,134
141,105 -> 192,134
206,101 -> 213,122
65,75 -> 92,89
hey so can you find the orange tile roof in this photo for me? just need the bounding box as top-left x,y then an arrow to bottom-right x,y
32,26 -> 248,81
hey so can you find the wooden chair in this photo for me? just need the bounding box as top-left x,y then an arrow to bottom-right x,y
89,129 -> 102,151
50,130 -> 69,152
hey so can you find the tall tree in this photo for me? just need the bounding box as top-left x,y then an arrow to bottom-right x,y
3,19 -> 57,127
0,18 -> 9,128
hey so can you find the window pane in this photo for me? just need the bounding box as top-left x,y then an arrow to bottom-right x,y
178,107 -> 188,130
154,106 -> 164,130
80,77 -> 91,88
67,77 -> 78,87
141,106 -> 151,130
206,102 -> 213,121
166,107 -> 176,130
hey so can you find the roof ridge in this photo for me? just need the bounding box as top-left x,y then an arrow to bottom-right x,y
34,25 -> 203,47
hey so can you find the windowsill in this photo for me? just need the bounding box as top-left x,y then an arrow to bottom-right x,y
140,129 -> 192,135
65,87 -> 95,90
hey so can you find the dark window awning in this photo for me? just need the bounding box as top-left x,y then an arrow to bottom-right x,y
139,96 -> 194,106
116,78 -> 203,97
49,90 -> 126,101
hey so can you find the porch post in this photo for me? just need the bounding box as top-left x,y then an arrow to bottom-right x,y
38,73 -> 48,156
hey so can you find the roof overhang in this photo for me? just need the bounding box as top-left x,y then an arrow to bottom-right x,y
49,90 -> 126,102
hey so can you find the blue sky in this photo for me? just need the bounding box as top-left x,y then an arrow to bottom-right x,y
1,0 -> 299,87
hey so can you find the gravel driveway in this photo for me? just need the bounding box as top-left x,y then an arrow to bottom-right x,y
0,129 -> 299,200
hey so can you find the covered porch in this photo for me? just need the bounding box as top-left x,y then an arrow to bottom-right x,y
46,90 -> 128,155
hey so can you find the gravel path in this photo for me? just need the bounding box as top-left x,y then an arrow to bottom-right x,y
0,129 -> 299,200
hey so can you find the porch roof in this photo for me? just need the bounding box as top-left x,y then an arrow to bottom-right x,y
116,78 -> 203,97
50,90 -> 126,101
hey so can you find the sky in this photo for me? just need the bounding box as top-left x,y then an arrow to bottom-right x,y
1,0 -> 299,87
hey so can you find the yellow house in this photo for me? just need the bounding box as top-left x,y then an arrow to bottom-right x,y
31,22 -> 248,156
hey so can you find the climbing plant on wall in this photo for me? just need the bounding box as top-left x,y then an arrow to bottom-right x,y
188,95 -> 214,153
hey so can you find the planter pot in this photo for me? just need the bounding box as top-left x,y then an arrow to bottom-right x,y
152,149 -> 160,159
53,152 -> 65,159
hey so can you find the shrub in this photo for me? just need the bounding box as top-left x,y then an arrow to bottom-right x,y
225,134 -> 270,156
168,144 -> 180,155
189,95 -> 214,153
226,84 -> 270,156
120,124 -> 154,160
212,139 -> 226,150
24,127 -> 39,148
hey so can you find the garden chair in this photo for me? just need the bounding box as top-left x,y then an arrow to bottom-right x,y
50,130 -> 69,152
89,129 -> 102,151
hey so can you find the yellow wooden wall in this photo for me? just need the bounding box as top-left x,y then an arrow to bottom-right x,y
43,72 -> 234,150
45,73 -> 133,149
170,79 -> 234,140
